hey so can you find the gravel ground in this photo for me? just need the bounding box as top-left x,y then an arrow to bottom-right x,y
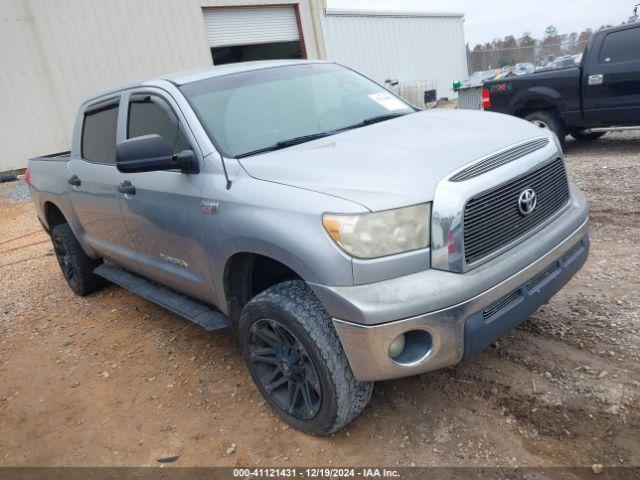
0,131 -> 639,468
0,178 -> 30,204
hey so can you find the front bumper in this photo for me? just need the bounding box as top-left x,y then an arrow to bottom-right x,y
310,187 -> 589,381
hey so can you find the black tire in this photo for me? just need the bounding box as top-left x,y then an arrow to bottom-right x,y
524,111 -> 566,146
51,223 -> 105,296
239,280 -> 373,435
570,129 -> 606,141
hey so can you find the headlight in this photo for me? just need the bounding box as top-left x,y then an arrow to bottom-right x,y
322,203 -> 431,259
549,131 -> 563,154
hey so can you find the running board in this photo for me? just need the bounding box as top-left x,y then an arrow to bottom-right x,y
94,264 -> 231,332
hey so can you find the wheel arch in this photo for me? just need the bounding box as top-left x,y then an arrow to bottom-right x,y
223,251 -> 304,322
511,87 -> 564,119
44,201 -> 68,231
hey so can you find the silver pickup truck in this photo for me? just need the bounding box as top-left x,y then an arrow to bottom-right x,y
27,60 -> 589,435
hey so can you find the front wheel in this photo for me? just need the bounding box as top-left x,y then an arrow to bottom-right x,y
239,280 -> 373,435
524,111 -> 566,146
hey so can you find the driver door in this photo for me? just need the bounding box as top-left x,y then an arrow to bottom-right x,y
116,89 -> 214,302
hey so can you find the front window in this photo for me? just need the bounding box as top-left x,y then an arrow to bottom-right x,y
180,63 -> 414,158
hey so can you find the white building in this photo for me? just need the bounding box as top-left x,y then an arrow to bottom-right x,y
0,0 -> 466,172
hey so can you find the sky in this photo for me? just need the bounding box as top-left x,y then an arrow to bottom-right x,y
326,0 -> 636,45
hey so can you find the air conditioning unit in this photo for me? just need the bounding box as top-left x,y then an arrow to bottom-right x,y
385,79 -> 438,109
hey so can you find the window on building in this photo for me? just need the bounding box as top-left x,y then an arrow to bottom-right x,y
127,95 -> 190,154
81,104 -> 119,164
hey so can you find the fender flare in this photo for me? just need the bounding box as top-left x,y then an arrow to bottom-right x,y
509,86 -> 564,116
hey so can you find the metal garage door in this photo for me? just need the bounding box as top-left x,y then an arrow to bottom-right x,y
203,6 -> 300,47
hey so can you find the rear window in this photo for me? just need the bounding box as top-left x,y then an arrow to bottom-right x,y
81,104 -> 119,164
599,27 -> 640,64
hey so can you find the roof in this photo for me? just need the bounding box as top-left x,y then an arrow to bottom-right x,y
157,59 -> 325,86
324,8 -> 464,18
81,60 -> 327,105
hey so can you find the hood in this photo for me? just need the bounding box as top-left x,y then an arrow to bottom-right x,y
238,109 -> 553,211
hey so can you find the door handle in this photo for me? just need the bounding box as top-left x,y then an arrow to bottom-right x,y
117,180 -> 136,195
68,175 -> 81,187
588,74 -> 603,86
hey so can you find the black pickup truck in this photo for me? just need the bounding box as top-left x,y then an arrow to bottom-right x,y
483,23 -> 640,144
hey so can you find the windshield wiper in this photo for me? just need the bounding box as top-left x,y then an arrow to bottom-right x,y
234,112 -> 410,159
352,112 -> 410,128
235,131 -> 336,158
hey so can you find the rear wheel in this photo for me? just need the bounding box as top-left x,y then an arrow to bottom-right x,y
51,223 -> 105,296
524,111 -> 566,146
570,129 -> 606,141
239,280 -> 373,435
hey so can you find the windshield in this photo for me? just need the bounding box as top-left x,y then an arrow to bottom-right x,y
180,63 -> 415,158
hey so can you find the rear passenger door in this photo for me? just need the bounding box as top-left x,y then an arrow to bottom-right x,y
583,25 -> 640,125
116,90 -> 214,302
68,97 -> 138,272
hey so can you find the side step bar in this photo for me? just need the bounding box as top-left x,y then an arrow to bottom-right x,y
94,264 -> 231,332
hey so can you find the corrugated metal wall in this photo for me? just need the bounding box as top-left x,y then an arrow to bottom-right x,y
0,0 -> 212,172
320,10 -> 467,100
0,0 -> 319,171
457,86 -> 484,110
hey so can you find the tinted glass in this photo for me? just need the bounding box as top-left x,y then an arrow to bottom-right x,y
599,27 -> 640,64
127,96 -> 190,154
82,105 -> 118,164
180,63 -> 414,158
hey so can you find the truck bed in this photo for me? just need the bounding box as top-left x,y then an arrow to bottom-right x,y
31,151 -> 71,161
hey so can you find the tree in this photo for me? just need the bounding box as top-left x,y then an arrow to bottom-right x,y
520,32 -> 535,47
577,28 -> 593,44
544,25 -> 559,39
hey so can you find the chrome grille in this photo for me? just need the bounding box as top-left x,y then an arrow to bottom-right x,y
451,138 -> 550,181
463,158 -> 570,264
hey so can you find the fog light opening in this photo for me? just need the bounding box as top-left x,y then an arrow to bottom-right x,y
389,330 -> 433,365
388,333 -> 406,359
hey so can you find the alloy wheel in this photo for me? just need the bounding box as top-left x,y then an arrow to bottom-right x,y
53,236 -> 77,288
248,318 -> 322,420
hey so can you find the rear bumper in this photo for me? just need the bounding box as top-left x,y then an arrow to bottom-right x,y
310,188 -> 589,382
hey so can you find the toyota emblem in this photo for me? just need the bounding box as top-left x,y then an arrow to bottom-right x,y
518,188 -> 537,216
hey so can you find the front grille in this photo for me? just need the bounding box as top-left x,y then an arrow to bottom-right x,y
463,158 -> 570,264
526,263 -> 558,291
451,138 -> 549,181
483,289 -> 521,320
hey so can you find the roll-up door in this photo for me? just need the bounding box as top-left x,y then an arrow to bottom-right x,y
203,6 -> 304,64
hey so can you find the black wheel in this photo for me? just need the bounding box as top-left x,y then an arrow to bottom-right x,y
570,129 -> 606,141
524,110 -> 566,146
239,280 -> 373,435
51,223 -> 105,296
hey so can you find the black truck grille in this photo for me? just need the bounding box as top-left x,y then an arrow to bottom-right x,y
463,158 -> 570,264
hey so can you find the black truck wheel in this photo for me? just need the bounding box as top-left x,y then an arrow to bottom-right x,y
570,129 -> 606,141
524,111 -> 566,146
239,280 -> 373,435
51,223 -> 105,296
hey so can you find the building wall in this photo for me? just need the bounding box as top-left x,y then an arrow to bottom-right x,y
0,0 -> 320,171
320,10 -> 467,100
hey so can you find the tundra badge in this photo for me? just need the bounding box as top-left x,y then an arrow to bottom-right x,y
160,253 -> 189,268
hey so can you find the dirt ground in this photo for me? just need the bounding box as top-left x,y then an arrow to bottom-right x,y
1,131 -> 639,469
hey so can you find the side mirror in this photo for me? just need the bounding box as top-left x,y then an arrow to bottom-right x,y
116,134 -> 197,173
